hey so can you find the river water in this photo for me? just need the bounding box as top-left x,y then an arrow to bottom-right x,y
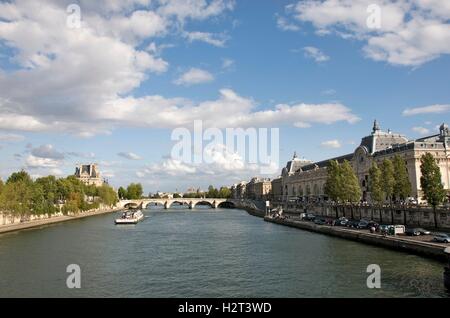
0,207 -> 448,298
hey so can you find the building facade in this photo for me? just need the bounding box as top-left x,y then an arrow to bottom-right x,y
281,122 -> 450,204
74,164 -> 104,187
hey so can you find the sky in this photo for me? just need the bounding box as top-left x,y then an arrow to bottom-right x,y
0,0 -> 450,193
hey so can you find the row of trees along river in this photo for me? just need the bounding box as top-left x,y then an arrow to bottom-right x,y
0,171 -> 118,218
324,153 -> 447,227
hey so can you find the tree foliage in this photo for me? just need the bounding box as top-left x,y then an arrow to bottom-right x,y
369,162 -> 384,204
0,170 -> 118,217
324,160 -> 342,202
340,160 -> 362,203
392,155 -> 412,201
380,159 -> 395,202
420,153 -> 446,207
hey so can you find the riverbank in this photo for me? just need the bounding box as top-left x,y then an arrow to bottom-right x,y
264,216 -> 449,262
0,207 -> 122,235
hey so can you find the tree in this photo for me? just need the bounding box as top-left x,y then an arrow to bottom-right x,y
324,160 -> 342,203
340,160 -> 362,203
118,186 -> 127,200
392,155 -> 411,202
420,153 -> 446,228
218,186 -> 231,199
369,162 -> 384,204
173,193 -> 181,198
97,184 -> 119,207
206,185 -> 219,198
381,159 -> 395,204
126,183 -> 143,199
6,170 -> 32,185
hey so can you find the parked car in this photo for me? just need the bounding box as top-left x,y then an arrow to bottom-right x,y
314,217 -> 327,225
357,220 -> 370,229
433,233 -> 450,243
346,220 -> 359,228
303,213 -> 316,221
416,228 -> 431,235
335,217 -> 348,226
405,228 -> 421,236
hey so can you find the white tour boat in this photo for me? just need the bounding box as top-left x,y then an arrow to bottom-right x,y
115,210 -> 144,225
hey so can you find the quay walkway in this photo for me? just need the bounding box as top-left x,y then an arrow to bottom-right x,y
265,216 -> 449,262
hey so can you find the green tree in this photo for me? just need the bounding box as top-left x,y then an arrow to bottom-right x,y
340,160 -> 362,203
381,159 -> 395,204
118,186 -> 127,200
324,160 -> 342,202
420,153 -> 446,228
97,184 -> 119,207
218,186 -> 231,199
392,155 -> 412,201
6,170 -> 32,185
126,183 -> 143,199
173,193 -> 181,198
369,162 -> 384,204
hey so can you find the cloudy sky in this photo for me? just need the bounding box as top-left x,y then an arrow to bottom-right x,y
0,0 -> 450,193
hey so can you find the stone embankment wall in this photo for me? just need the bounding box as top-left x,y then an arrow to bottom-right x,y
282,203 -> 450,229
0,204 -> 118,226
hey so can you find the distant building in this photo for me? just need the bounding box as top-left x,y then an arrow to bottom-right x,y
74,164 -> 104,187
231,181 -> 247,199
245,177 -> 272,200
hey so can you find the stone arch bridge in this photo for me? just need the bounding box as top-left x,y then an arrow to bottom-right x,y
118,198 -> 234,210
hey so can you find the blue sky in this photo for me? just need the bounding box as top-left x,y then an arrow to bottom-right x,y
0,0 -> 450,193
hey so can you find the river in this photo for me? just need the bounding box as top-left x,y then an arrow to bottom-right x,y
0,207 -> 448,297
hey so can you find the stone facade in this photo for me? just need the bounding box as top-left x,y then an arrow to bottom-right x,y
74,163 -> 104,187
281,121 -> 450,205
231,178 -> 272,200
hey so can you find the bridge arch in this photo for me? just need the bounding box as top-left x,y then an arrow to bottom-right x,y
217,201 -> 235,208
192,200 -> 215,209
166,200 -> 190,209
124,202 -> 140,209
144,201 -> 165,209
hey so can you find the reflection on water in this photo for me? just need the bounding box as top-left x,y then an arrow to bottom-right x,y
0,208 -> 448,298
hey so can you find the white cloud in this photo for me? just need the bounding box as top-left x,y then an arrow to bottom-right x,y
403,104 -> 450,116
276,14 -> 300,31
321,140 -> 342,148
0,133 -> 25,142
290,0 -> 450,66
303,46 -> 330,62
96,89 -> 359,129
174,68 -> 214,86
184,31 -> 228,47
157,0 -> 235,21
31,144 -> 65,160
0,0 -> 233,137
49,168 -> 64,176
67,151 -> 96,159
412,126 -> 430,135
222,58 -> 234,69
25,155 -> 61,169
118,152 -> 142,160
0,1 -> 359,143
